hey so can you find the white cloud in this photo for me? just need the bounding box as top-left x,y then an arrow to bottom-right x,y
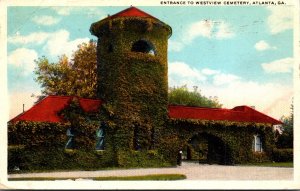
43,30 -> 89,58
215,21 -> 235,39
213,73 -> 240,86
8,48 -> 38,75
255,40 -> 276,51
168,39 -> 184,52
52,7 -> 106,19
185,20 -> 235,42
201,68 -> 220,75
52,7 -> 74,16
168,61 -> 292,119
201,80 -> 292,119
8,31 -> 50,45
261,57 -> 293,73
32,15 -> 60,26
8,30 -> 90,59
168,61 -> 240,87
171,20 -> 235,52
169,61 -> 206,82
185,20 -> 214,42
267,7 -> 293,34
85,7 -> 107,19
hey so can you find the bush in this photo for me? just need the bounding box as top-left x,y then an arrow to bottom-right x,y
116,150 -> 170,168
272,148 -> 293,162
250,152 -> 269,163
7,120 -> 171,172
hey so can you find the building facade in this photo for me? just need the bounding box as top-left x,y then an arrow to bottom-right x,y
8,7 -> 282,172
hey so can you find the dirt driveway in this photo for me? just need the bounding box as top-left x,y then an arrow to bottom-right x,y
8,161 -> 293,180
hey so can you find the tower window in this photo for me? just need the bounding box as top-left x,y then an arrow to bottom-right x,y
131,40 -> 155,55
108,44 -> 113,53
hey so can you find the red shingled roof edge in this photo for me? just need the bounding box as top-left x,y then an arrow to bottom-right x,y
9,95 -> 282,125
9,95 -> 103,123
168,105 -> 282,125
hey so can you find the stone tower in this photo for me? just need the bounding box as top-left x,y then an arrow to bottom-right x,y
90,7 -> 172,150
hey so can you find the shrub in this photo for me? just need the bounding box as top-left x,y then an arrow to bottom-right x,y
250,152 -> 269,163
272,148 -> 293,162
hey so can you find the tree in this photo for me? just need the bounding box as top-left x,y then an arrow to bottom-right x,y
35,41 -> 221,109
168,85 -> 222,108
34,40 -> 97,98
276,103 -> 293,148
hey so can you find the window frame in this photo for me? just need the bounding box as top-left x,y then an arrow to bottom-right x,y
252,135 -> 263,152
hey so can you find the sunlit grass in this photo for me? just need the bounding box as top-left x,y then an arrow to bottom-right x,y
9,174 -> 186,181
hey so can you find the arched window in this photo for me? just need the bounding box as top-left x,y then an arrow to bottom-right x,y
96,122 -> 106,150
65,128 -> 75,149
131,40 -> 155,55
252,135 -> 263,152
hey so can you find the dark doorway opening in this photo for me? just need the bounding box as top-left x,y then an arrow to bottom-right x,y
185,132 -> 232,165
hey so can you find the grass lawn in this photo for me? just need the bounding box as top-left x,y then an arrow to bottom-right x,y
8,174 -> 186,181
242,162 -> 293,168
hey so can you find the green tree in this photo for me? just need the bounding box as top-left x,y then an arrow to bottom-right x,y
34,40 -> 97,98
35,40 -> 221,109
168,85 -> 222,108
276,103 -> 293,148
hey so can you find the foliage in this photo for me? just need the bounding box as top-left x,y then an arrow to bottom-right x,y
9,174 -> 186,181
250,152 -> 269,163
8,96 -> 171,172
166,118 -> 275,164
276,104 -> 293,148
8,14 -> 278,171
8,121 -> 67,148
168,86 -> 222,108
93,17 -> 170,155
34,40 -> 97,98
7,120 -> 170,172
272,148 -> 293,162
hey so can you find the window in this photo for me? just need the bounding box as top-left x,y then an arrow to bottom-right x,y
96,122 -> 106,150
131,40 -> 155,55
65,128 -> 75,149
108,44 -> 113,53
252,135 -> 263,152
133,125 -> 141,151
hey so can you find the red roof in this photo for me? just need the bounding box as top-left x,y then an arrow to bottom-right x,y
109,6 -> 157,20
9,95 -> 282,125
168,105 -> 282,125
9,96 -> 103,123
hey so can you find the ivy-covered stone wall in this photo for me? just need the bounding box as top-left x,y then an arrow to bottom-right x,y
162,119 -> 276,165
7,117 -> 277,172
92,17 -> 171,152
7,120 -> 170,172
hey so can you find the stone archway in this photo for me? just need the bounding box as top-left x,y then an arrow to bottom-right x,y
185,132 -> 233,165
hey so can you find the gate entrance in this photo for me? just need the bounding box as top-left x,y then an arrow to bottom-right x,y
184,132 -> 232,165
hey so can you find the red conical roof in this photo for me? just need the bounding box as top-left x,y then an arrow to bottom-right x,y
90,6 -> 172,38
109,6 -> 157,20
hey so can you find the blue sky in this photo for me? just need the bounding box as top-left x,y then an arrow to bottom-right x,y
7,5 -> 294,119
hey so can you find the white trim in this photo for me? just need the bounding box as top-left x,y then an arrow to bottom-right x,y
253,135 -> 263,152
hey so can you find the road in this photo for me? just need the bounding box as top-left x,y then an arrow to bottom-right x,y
8,161 -> 293,180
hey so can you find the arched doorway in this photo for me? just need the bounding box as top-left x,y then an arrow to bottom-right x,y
184,132 -> 232,165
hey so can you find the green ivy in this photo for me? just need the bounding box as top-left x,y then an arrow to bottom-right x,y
8,15 -> 278,171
